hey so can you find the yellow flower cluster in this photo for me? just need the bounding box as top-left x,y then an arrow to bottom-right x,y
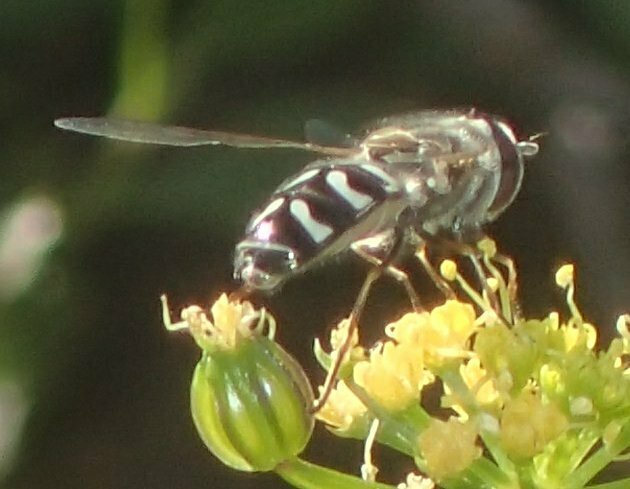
314,380 -> 368,431
162,236 -> 630,489
353,339 -> 434,412
499,389 -> 568,459
418,417 -> 481,481
161,293 -> 274,351
386,301 -> 477,368
317,300 -> 477,423
314,239 -> 630,487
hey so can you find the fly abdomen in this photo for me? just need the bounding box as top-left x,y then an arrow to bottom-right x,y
234,159 -> 402,292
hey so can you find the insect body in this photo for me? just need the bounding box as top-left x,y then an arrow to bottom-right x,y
55,108 -> 539,409
55,109 -> 538,294
233,109 -> 539,293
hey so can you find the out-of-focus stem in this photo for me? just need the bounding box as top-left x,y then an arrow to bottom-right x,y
275,457 -> 395,489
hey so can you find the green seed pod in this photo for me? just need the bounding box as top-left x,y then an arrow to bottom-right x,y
162,294 -> 314,471
191,334 -> 314,472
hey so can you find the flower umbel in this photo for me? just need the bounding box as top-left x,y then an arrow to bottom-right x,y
312,240 -> 630,488
164,239 -> 630,489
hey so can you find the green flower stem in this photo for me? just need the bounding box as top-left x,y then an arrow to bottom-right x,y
566,422 -> 630,488
462,456 -> 516,489
275,457 -> 395,489
453,272 -> 490,313
375,405 -> 432,456
482,254 -> 512,322
514,465 -> 537,489
345,380 -> 430,453
438,367 -> 479,413
111,0 -> 170,119
434,473 -> 486,489
439,367 -> 516,478
543,429 -> 600,484
63,0 -> 171,240
433,456 -> 515,489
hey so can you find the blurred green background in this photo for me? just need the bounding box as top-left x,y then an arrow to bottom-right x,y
1,1 -> 630,488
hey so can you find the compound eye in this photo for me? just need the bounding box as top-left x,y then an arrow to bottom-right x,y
486,119 -> 524,219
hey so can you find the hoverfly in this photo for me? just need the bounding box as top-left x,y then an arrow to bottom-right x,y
55,108 -> 540,409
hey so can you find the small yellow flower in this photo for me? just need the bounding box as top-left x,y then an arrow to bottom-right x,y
562,321 -> 597,351
329,317 -> 365,362
555,264 -> 574,289
443,357 -> 501,421
418,417 -> 481,481
528,316 -> 596,355
386,301 -> 477,369
440,259 -> 458,281
477,237 -> 497,257
384,311 -> 431,345
475,321 -> 537,393
429,301 -> 477,347
500,389 -> 568,459
460,357 -> 500,405
161,293 -> 273,351
569,396 -> 594,416
315,380 -> 368,431
353,341 -> 434,412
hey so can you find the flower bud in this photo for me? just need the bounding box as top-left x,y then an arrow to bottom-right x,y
191,336 -> 314,471
162,294 -> 314,472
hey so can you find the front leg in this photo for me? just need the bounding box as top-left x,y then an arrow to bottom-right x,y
313,223 -> 417,413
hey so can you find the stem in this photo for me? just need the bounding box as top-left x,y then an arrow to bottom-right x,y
111,0 -> 170,119
482,254 -> 512,323
566,422 -> 630,488
275,457 -> 396,489
345,380 -> 427,453
439,367 -> 515,477
455,272 -> 491,313
463,456 -> 517,489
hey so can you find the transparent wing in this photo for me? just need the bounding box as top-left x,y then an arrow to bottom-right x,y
304,118 -> 356,149
54,117 -> 355,156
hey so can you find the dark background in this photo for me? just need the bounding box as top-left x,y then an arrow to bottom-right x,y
1,1 -> 629,488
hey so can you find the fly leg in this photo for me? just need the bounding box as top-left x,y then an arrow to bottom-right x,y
311,226 -> 413,413
415,245 -> 456,300
416,231 -> 501,314
350,242 -> 422,312
310,266 -> 381,413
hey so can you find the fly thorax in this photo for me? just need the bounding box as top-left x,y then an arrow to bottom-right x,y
424,158 -> 452,194
363,127 -> 453,163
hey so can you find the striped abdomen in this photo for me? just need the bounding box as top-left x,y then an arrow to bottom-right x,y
233,158 -> 403,292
